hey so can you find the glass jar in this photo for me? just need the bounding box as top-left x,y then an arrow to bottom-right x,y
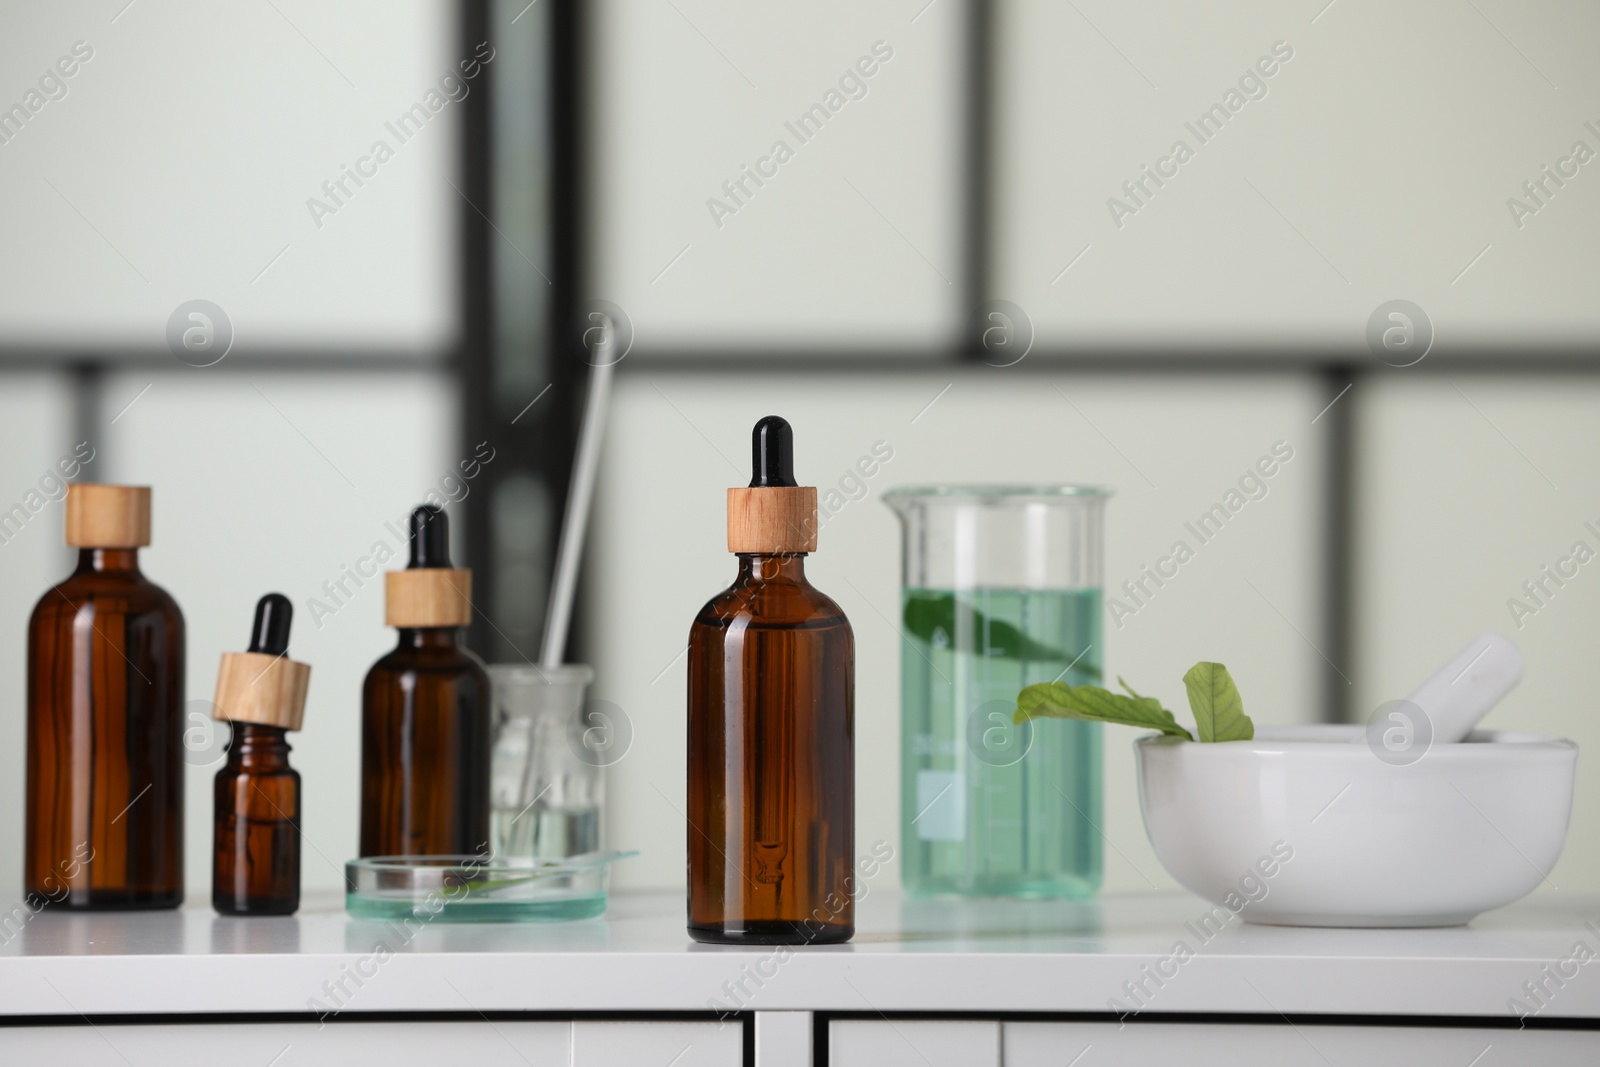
488,664 -> 604,861
884,486 -> 1109,898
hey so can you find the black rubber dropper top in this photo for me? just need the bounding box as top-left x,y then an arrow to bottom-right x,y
247,593 -> 293,656
408,505 -> 452,568
749,415 -> 797,488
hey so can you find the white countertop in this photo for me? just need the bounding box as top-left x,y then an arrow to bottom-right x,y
2,889 -> 1597,1021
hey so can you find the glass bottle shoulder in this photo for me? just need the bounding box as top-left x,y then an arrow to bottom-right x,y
365,631 -> 490,680
693,567 -> 852,634
30,568 -> 182,627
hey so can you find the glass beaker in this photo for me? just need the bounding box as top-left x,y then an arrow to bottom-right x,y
488,664 -> 603,861
883,486 -> 1109,898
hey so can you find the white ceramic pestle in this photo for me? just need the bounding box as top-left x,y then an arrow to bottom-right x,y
1392,632 -> 1525,745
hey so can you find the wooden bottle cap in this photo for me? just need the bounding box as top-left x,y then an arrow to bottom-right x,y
385,568 -> 473,628
213,651 -> 311,731
66,484 -> 151,547
727,487 -> 818,554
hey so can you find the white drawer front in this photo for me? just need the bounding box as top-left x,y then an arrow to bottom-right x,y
573,1019 -> 742,1066
0,1021 -> 573,1064
0,1019 -> 743,1066
832,1020 -> 1001,1067
1004,1021 -> 1600,1065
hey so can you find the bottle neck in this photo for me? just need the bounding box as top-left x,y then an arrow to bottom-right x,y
735,553 -> 809,583
226,723 -> 292,769
396,627 -> 463,650
76,548 -> 141,574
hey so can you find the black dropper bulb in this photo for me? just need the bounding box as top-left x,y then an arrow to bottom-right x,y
408,504 -> 452,568
247,593 -> 293,656
749,415 -> 797,488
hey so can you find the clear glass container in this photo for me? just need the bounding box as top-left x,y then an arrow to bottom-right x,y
344,851 -> 634,922
488,664 -> 604,861
884,486 -> 1109,898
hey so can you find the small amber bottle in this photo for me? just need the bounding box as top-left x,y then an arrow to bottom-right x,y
26,485 -> 185,910
212,594 -> 311,916
687,416 -> 856,945
361,505 -> 491,857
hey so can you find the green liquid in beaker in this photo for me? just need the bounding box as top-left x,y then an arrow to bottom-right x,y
900,587 -> 1103,898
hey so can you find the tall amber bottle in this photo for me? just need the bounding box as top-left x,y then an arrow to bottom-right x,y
361,505 -> 491,857
687,416 -> 855,945
26,484 -> 185,909
213,593 -> 310,915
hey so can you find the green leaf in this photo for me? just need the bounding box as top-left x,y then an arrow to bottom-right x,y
1183,661 -> 1254,742
1012,680 -> 1193,740
903,593 -> 1098,675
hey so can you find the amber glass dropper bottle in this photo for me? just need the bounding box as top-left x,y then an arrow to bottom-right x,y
687,416 -> 856,945
26,484 -> 185,909
212,593 -> 311,916
361,505 -> 491,857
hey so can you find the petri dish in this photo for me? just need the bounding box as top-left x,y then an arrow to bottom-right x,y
344,850 -> 636,923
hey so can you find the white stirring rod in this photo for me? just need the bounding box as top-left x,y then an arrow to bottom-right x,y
539,318 -> 616,669
1397,632 -> 1524,745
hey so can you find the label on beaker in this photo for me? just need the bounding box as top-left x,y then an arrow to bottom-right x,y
914,770 -> 964,842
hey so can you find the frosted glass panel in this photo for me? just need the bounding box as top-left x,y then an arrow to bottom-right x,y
588,0 -> 964,352
0,1 -> 458,354
994,0 -> 1600,352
